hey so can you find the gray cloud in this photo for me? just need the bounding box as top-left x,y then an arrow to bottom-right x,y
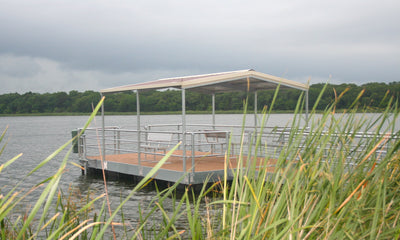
0,0 -> 399,94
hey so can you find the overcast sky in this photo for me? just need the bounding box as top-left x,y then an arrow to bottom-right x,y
0,0 -> 399,94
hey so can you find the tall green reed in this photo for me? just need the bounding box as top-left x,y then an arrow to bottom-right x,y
209,86 -> 400,239
0,97 -> 184,239
1,86 -> 399,239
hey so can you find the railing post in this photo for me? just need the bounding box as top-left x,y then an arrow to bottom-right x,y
248,131 -> 253,156
137,90 -> 141,171
225,131 -> 229,155
83,134 -> 87,159
191,133 -> 195,174
182,88 -> 187,174
113,128 -> 117,154
254,91 -> 257,133
212,93 -> 216,130
117,130 -> 120,154
77,128 -> 82,157
183,132 -> 186,174
101,93 -> 106,163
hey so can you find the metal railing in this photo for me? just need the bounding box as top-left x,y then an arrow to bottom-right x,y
77,123 -> 398,173
77,126 -> 234,173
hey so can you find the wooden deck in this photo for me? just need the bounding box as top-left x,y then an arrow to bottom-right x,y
87,150 -> 276,173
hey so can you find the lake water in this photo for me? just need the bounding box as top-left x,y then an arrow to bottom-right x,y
0,114 -> 298,233
0,114 -> 296,193
0,113 -> 301,184
0,113 -> 398,236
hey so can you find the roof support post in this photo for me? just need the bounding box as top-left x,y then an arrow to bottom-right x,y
137,90 -> 141,167
254,91 -> 258,129
101,93 -> 106,163
212,93 -> 215,130
305,89 -> 309,127
182,88 -> 186,174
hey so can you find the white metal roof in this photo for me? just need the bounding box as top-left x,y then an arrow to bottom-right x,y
100,69 -> 309,94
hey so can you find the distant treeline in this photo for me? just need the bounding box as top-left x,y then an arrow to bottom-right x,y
0,82 -> 399,114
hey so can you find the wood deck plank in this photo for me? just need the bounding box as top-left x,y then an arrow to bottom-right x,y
87,150 -> 276,172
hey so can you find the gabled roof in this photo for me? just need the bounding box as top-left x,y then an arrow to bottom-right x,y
100,69 -> 309,94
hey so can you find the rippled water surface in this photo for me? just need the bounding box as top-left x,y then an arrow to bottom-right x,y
0,113 -> 300,187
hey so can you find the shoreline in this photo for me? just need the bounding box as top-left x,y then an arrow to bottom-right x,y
0,109 -> 386,117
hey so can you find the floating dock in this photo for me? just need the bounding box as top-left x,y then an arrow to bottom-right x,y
75,69 -> 310,185
81,150 -> 276,185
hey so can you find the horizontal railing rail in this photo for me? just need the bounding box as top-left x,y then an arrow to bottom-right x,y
77,124 -> 398,174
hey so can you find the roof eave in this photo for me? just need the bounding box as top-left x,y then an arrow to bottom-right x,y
100,69 -> 309,94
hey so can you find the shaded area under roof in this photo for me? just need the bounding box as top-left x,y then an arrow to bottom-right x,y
101,69 -> 309,94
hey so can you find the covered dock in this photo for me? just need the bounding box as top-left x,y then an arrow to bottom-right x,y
77,69 -> 309,184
